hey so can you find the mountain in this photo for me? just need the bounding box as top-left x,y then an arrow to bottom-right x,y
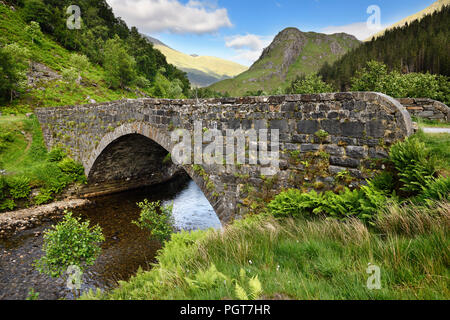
209,28 -> 360,96
320,4 -> 450,90
367,0 -> 450,41
145,36 -> 248,87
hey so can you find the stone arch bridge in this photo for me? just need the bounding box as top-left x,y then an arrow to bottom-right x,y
35,92 -> 413,224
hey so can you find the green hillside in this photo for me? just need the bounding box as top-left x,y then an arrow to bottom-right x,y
319,4 -> 450,91
0,1 -> 191,114
209,28 -> 360,96
145,37 -> 248,88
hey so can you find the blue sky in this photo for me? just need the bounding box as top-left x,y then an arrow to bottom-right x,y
106,0 -> 436,66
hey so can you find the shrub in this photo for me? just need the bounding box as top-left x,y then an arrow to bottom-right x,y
287,74 -> 334,94
7,175 -> 31,199
268,189 -> 323,218
416,177 -> 450,203
47,147 -> 66,162
69,53 -> 91,72
34,188 -> 53,205
389,137 -> 437,196
57,158 -> 85,182
62,67 -> 79,85
133,200 -> 175,243
369,171 -> 395,194
0,199 -> 15,211
268,184 -> 389,223
35,212 -> 104,279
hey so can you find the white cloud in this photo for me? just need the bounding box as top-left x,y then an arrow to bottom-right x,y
321,22 -> 386,41
225,34 -> 273,65
106,0 -> 232,34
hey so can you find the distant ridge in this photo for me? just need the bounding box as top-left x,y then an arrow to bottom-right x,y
144,35 -> 248,87
366,0 -> 450,41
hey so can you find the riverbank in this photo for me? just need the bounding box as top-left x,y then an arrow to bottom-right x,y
83,200 -> 449,300
0,198 -> 90,238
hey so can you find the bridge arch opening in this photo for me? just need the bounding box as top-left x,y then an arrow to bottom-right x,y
83,126 -> 223,225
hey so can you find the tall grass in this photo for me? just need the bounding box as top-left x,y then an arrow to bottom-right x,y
83,201 -> 449,300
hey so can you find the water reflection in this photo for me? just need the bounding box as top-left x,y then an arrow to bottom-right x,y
168,180 -> 222,231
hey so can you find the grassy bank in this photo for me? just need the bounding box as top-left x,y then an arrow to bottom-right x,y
83,201 -> 449,300
0,114 -> 85,211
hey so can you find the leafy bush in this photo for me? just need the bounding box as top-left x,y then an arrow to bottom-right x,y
350,61 -> 450,105
62,67 -> 79,85
35,212 -> 104,278
69,53 -> 91,72
7,175 -> 31,199
267,189 -> 323,218
416,177 -> 450,203
33,188 -> 53,205
389,137 -> 437,196
47,147 -> 66,162
268,184 -> 389,223
0,198 -> 15,211
369,171 -> 395,194
287,74 -> 334,94
57,158 -> 85,182
133,200 -> 175,243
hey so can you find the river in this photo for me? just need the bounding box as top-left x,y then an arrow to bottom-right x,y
0,177 -> 221,300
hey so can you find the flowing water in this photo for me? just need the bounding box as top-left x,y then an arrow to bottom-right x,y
0,177 -> 221,300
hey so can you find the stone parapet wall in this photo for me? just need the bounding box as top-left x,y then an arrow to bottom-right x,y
397,98 -> 449,122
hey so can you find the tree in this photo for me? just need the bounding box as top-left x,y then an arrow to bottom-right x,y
25,21 -> 43,44
0,43 -> 30,102
103,36 -> 137,89
287,74 -> 334,94
35,212 -> 104,297
133,200 -> 174,243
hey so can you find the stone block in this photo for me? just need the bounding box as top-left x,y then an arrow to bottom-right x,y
297,120 -> 319,134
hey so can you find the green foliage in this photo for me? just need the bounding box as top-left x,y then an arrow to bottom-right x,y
68,53 -> 90,72
133,200 -> 175,243
7,175 -> 31,199
47,147 -> 66,162
57,158 -> 85,182
25,21 -> 43,44
35,211 -> 104,278
350,61 -> 450,104
83,203 -> 450,300
416,176 -> 450,203
287,74 -> 334,94
26,288 -> 39,300
320,6 -> 450,92
61,67 -> 79,85
103,36 -> 138,89
234,268 -> 263,300
185,264 -> 228,291
0,43 -> 30,102
268,183 -> 389,223
33,188 -> 53,205
0,198 -> 15,211
389,136 -> 437,196
369,171 -> 395,194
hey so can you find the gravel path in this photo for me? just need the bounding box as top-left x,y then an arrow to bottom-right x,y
422,127 -> 450,134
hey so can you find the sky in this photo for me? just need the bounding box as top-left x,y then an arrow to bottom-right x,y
105,0 -> 436,66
